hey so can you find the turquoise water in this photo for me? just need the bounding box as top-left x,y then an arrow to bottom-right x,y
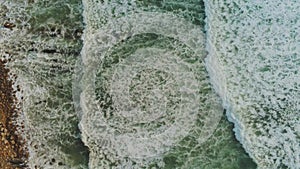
0,0 -> 257,168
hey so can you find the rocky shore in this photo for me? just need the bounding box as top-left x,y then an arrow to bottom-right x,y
0,60 -> 28,169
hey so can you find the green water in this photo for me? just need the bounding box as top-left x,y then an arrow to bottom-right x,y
161,111 -> 257,169
1,0 -> 257,168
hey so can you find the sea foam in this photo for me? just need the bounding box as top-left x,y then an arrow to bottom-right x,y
78,0 -> 225,168
205,0 -> 300,168
0,1 -> 88,168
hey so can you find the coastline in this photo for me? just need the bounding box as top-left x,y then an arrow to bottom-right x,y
0,60 -> 28,169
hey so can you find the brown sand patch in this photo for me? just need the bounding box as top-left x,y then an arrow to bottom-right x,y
0,60 -> 28,169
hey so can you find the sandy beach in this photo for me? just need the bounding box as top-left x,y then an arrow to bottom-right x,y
0,60 -> 28,169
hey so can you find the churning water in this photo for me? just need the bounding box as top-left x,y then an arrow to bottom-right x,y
4,0 -> 298,169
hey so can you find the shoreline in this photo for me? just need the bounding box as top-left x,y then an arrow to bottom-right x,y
0,60 -> 28,169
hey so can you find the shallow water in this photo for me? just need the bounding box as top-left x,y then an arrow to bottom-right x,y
0,0 -> 258,168
205,1 -> 300,168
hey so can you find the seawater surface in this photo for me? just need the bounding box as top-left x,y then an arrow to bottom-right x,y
1,0 -> 257,168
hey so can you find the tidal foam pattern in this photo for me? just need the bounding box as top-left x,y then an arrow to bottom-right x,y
77,1 -> 225,168
205,1 -> 300,168
0,1 -> 88,168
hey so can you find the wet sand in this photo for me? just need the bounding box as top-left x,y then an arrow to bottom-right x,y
0,60 -> 28,169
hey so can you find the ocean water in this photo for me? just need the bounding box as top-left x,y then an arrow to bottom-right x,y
1,0 -> 88,168
77,0 -> 257,168
205,1 -> 300,168
0,0 -> 269,168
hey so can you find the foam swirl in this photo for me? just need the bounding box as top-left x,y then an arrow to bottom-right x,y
76,11 -> 223,168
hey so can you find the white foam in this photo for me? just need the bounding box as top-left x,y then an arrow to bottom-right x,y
79,1 -> 223,167
0,1 -> 87,168
205,0 -> 300,168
